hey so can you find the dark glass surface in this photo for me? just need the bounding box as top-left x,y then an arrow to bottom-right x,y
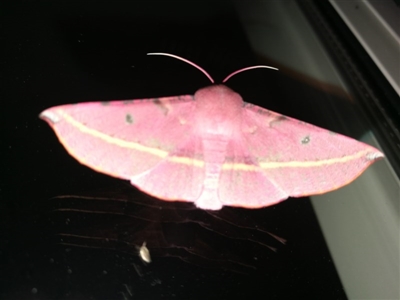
2,1 -> 394,299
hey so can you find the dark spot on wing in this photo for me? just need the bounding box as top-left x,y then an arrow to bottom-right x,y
153,98 -> 169,115
101,101 -> 110,106
254,106 -> 269,115
258,108 -> 266,114
301,136 -> 310,145
275,115 -> 287,122
269,115 -> 287,127
125,113 -> 134,124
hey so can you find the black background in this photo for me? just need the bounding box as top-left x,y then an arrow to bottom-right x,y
1,1 -> 348,299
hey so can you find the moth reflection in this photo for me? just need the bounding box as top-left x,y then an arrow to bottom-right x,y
48,185 -> 285,275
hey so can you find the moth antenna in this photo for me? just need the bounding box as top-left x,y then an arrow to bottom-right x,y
147,52 -> 215,83
222,65 -> 279,83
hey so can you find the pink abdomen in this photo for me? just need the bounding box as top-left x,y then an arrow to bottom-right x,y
195,136 -> 229,210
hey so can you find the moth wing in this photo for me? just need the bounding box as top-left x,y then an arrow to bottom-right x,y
218,138 -> 287,208
219,103 -> 383,208
40,95 -> 204,201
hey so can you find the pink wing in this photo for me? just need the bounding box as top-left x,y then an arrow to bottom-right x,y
40,95 -> 205,202
218,103 -> 383,208
41,85 -> 383,210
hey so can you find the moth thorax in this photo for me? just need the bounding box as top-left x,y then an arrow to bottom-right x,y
194,85 -> 243,136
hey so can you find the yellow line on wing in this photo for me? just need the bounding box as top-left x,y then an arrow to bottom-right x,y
61,110 -> 368,171
61,110 -> 205,167
61,110 -> 169,158
223,150 -> 370,171
169,156 -> 204,167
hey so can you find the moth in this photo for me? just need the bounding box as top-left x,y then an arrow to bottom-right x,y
40,53 -> 383,210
